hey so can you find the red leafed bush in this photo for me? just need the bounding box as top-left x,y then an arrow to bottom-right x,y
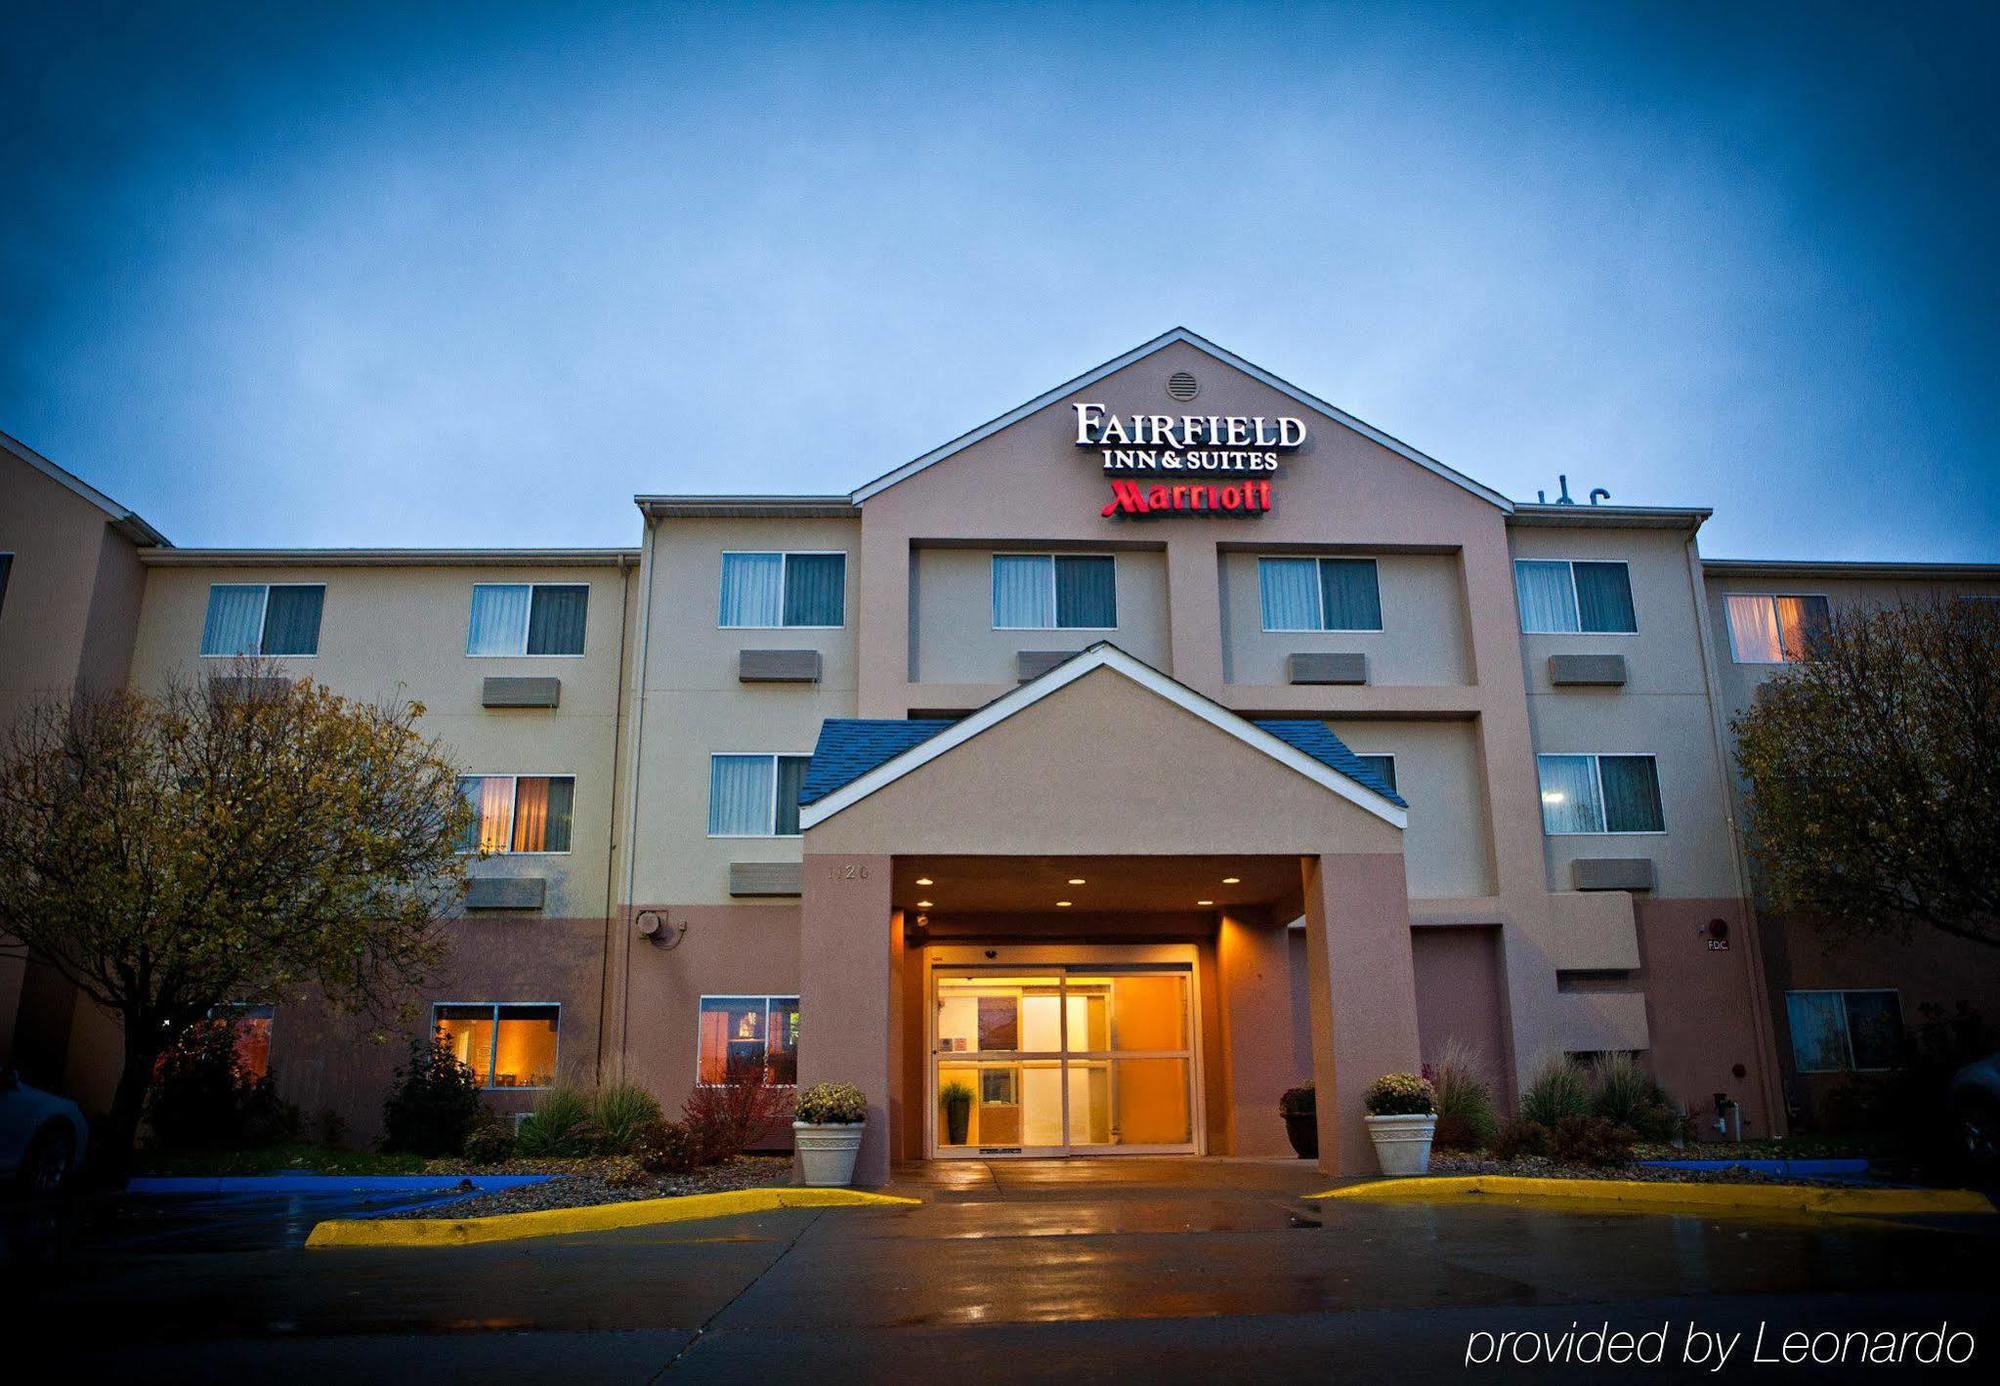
681,1055 -> 793,1163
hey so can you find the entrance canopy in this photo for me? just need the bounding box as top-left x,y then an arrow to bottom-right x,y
799,644 -> 1406,853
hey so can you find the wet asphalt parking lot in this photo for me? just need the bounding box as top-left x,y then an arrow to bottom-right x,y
6,1158 -> 1997,1383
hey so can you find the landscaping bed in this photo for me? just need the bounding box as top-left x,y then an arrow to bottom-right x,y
1426,1149 -> 1885,1188
376,1153 -> 795,1218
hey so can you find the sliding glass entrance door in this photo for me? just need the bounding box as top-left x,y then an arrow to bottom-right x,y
931,965 -> 1197,1157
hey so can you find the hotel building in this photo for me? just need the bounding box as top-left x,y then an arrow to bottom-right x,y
4,329 -> 1997,1182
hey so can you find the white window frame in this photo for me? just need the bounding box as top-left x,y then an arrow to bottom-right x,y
1513,559 -> 1639,636
431,1001 -> 561,1091
1351,752 -> 1398,795
199,582 -> 326,658
1256,555 -> 1385,633
705,752 -> 814,838
990,552 -> 1119,632
456,772 -> 578,855
1723,591 -> 1831,665
694,994 -> 801,1087
465,582 -> 590,657
1785,988 -> 1902,1074
1535,752 -> 1667,836
717,551 -> 848,630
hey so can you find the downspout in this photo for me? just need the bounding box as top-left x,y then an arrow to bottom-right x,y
595,550 -> 635,1084
611,510 -> 660,1084
1683,534 -> 1787,1136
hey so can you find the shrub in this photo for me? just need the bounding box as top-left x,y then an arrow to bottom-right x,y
148,1019 -> 297,1150
1519,1055 -> 1593,1127
1428,1040 -> 1498,1149
515,1083 -> 600,1157
461,1112 -> 516,1164
382,1032 -> 485,1157
592,1083 -> 666,1154
1489,1118 -> 1552,1161
683,1057 -> 795,1161
1550,1115 -> 1637,1167
637,1118 -> 700,1175
1362,1073 -> 1435,1116
1279,1082 -> 1315,1117
793,1081 -> 868,1124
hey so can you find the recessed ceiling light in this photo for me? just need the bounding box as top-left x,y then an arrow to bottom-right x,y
1222,876 -> 1241,885
1067,878 -> 1086,885
1056,900 -> 1072,907
916,900 -> 933,908
1197,899 -> 1215,907
915,877 -> 934,886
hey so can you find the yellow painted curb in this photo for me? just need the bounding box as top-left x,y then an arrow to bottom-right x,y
306,1186 -> 920,1248
1308,1175 -> 1994,1217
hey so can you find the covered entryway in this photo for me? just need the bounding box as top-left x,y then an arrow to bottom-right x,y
796,645 -> 1420,1186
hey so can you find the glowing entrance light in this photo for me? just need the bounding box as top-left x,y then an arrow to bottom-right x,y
1067,878 -> 1086,885
1197,899 -> 1215,907
916,900 -> 933,909
1221,876 -> 1241,884
1056,900 -> 1072,907
915,877 -> 934,886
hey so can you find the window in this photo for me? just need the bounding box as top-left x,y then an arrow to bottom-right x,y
697,996 -> 799,1085
434,1003 -> 560,1088
1354,754 -> 1398,795
457,774 -> 575,853
0,552 -> 12,616
211,1003 -> 274,1081
1536,754 -> 1664,834
707,754 -> 811,836
1725,593 -> 1830,663
1514,560 -> 1636,634
719,552 -> 845,628
466,583 -> 588,655
991,554 -> 1117,629
200,583 -> 325,656
1257,557 -> 1382,631
1786,990 -> 1902,1073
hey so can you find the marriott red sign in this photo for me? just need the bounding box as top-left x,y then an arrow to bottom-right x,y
1075,402 -> 1304,520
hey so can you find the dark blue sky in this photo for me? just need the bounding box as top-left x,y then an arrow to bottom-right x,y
4,2 -> 1995,558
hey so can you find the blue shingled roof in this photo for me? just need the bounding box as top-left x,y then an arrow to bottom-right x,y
797,714 -> 1404,810
799,719 -> 958,806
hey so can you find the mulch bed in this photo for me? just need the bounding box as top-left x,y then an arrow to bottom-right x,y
380,1154 -> 796,1219
1426,1149 -> 1877,1187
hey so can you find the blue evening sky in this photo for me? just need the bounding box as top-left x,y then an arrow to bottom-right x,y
3,2 -> 1994,558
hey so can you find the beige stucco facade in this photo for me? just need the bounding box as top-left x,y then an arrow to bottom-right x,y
5,329 -> 1997,1166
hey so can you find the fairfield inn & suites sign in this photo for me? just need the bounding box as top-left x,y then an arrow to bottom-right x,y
1074,402 -> 1307,518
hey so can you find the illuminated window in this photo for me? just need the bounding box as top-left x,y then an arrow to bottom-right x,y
1536,754 -> 1663,834
433,1003 -> 560,1088
697,996 -> 799,1085
1725,594 -> 1830,663
212,1003 -> 274,1081
200,583 -> 324,656
457,774 -> 575,853
466,583 -> 588,655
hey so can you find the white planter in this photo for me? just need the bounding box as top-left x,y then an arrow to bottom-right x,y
793,1120 -> 866,1187
1364,1112 -> 1437,1176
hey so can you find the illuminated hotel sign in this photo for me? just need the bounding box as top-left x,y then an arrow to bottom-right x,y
1074,402 -> 1306,518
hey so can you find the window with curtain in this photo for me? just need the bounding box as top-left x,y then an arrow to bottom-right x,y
990,554 -> 1116,629
1256,557 -> 1381,631
1353,754 -> 1398,795
200,583 -> 325,656
719,552 -> 846,627
1513,560 -> 1635,634
1726,593 -> 1831,663
697,995 -> 801,1085
457,775 -> 575,853
434,1003 -> 559,1088
1536,754 -> 1663,834
707,754 -> 812,836
1786,990 -> 1902,1073
467,583 -> 588,655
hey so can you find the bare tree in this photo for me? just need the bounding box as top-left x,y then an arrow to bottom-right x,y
1733,597 -> 2000,951
0,665 -> 471,1168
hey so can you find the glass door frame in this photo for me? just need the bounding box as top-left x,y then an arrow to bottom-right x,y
924,944 -> 1205,1159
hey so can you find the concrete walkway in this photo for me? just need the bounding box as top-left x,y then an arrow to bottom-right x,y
19,1157 -> 2000,1382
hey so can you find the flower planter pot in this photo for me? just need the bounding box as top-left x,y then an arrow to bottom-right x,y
1282,1111 -> 1317,1159
944,1101 -> 971,1146
1364,1113 -> 1437,1175
794,1120 -> 866,1187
